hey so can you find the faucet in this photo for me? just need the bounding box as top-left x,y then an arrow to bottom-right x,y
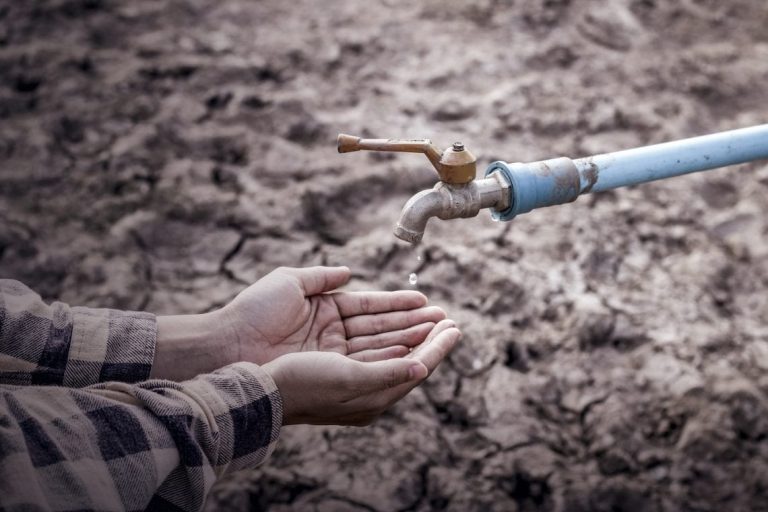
337,134 -> 511,244
338,124 -> 768,244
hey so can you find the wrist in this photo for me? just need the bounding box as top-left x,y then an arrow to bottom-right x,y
151,309 -> 239,380
261,357 -> 297,425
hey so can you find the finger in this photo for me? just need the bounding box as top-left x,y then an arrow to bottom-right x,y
408,319 -> 456,358
351,358 -> 427,394
332,290 -> 427,317
423,318 -> 457,344
409,327 -> 461,374
370,327 -> 462,409
348,345 -> 410,362
343,306 -> 446,338
347,322 -> 435,353
280,266 -> 351,296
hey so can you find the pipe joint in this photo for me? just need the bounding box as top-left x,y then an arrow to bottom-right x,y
485,157 -> 580,221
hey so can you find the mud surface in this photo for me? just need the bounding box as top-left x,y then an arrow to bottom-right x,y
3,1 -> 768,510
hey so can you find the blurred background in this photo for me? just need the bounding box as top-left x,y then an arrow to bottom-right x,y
2,0 -> 768,510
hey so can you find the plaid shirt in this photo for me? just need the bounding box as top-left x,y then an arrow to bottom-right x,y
0,279 -> 282,511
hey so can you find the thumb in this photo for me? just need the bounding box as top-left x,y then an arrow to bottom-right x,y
356,358 -> 428,393
282,266 -> 351,296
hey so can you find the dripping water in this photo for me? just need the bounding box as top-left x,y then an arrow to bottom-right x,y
408,252 -> 422,287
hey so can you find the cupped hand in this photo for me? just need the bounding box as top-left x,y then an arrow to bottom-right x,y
263,319 -> 461,426
221,266 -> 446,365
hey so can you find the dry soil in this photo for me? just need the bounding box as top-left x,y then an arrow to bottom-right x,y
2,1 -> 768,511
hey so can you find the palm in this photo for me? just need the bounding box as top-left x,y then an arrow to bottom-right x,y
226,267 -> 445,365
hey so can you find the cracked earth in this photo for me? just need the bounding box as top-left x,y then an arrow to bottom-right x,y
2,0 -> 768,510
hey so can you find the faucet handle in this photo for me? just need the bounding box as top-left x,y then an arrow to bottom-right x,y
337,133 -> 476,184
337,134 -> 432,154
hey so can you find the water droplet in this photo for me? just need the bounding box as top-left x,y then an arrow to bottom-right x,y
408,273 -> 418,286
417,255 -> 422,262
491,215 -> 500,222
472,358 -> 483,370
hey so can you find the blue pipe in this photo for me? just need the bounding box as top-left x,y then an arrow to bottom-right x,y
486,124 -> 768,221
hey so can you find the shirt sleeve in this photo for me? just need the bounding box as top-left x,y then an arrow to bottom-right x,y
0,362 -> 283,512
0,279 -> 156,387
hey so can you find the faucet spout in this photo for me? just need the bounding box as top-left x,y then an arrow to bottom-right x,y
394,172 -> 511,244
394,188 -> 446,244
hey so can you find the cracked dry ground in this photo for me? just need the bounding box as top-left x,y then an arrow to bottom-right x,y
2,0 -> 768,510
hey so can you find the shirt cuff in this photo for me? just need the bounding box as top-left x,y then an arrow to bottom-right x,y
189,362 -> 283,475
63,306 -> 157,387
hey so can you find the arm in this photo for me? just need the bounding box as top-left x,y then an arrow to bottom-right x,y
0,362 -> 281,512
2,267 -> 446,385
0,279 -> 155,387
0,321 -> 460,511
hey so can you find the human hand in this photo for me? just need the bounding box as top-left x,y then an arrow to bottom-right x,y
263,319 -> 461,426
221,266 -> 446,364
152,266 -> 446,381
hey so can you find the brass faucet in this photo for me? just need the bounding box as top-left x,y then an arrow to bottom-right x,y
337,134 -> 510,244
